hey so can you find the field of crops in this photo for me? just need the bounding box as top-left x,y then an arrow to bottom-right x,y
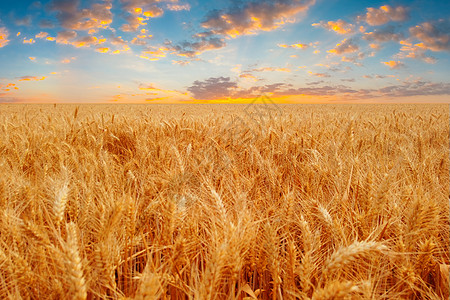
0,104 -> 448,299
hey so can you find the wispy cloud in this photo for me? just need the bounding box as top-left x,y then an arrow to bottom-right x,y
308,71 -> 331,77
382,60 -> 404,69
278,42 -> 309,49
18,75 -> 47,81
166,3 -> 190,11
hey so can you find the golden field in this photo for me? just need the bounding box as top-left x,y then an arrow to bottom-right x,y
0,103 -> 448,299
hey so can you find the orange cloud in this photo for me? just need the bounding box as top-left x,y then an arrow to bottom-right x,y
398,40 -> 437,64
308,71 -> 331,78
29,57 -> 36,61
35,32 -> 49,39
61,57 -> 76,64
139,46 -> 169,61
46,36 -> 56,41
239,73 -> 258,81
0,27 -> 9,48
18,76 -> 47,81
312,19 -> 355,34
358,5 -> 408,26
382,60 -> 404,69
23,38 -> 35,44
121,4 -> 164,32
278,42 -> 309,49
172,60 -> 191,66
96,47 -> 110,53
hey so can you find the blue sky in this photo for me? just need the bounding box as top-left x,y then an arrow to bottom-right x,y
0,0 -> 449,103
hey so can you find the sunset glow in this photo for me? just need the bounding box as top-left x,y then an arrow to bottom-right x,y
0,0 -> 449,103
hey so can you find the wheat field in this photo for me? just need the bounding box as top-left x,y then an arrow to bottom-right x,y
0,103 -> 448,299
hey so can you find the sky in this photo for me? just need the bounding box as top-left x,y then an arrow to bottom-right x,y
0,0 -> 449,103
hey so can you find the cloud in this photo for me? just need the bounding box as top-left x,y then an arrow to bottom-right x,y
136,82 -> 190,101
312,19 -> 355,34
96,47 -> 110,53
409,20 -> 450,52
366,80 -> 450,98
358,5 -> 408,26
18,76 -> 47,81
278,42 -> 309,49
341,52 -> 365,64
35,31 -> 49,39
327,38 -> 359,55
0,83 -> 19,94
239,73 -> 259,81
39,19 -> 55,28
56,30 -> 77,44
398,40 -> 437,64
23,38 -> 36,44
172,60 -> 192,66
0,27 -> 9,48
139,46 -> 170,60
169,36 -> 226,58
249,67 -> 291,73
49,0 -> 113,31
120,0 -> 164,32
363,26 -> 403,42
381,60 -> 404,69
201,0 -> 315,38
187,77 -> 238,100
14,16 -> 32,26
167,3 -> 190,11
308,71 -> 331,78
71,36 -> 101,48
61,57 -> 76,63
29,57 -> 36,61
